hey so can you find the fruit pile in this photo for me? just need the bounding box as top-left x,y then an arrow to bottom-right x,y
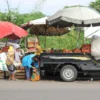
73,48 -> 82,53
62,49 -> 72,53
44,44 -> 91,53
81,44 -> 91,53
1,46 -> 9,52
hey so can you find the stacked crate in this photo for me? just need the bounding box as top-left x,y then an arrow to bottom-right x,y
15,69 -> 26,79
0,70 -> 4,79
5,69 -> 26,80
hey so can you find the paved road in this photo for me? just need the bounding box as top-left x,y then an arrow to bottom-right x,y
0,80 -> 100,100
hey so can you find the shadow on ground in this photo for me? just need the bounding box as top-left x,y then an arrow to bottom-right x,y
40,72 -> 100,82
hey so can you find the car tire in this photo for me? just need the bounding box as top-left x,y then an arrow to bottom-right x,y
60,65 -> 77,82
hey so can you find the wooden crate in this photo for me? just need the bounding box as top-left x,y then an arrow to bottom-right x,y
16,69 -> 25,73
15,69 -> 26,79
15,72 -> 25,76
15,75 -> 26,79
0,70 -> 4,79
4,69 -> 26,80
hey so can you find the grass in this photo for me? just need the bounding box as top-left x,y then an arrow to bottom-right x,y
38,30 -> 87,50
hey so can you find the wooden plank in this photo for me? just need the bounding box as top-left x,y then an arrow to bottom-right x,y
5,71 -> 26,76
5,72 -> 9,76
0,70 -> 26,79
0,75 -> 4,79
15,73 -> 26,76
0,74 -> 4,76
0,72 -> 4,74
0,71 -> 4,76
0,70 -> 4,73
15,75 -> 26,79
16,70 -> 25,73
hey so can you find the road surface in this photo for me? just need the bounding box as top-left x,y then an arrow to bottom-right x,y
0,80 -> 100,100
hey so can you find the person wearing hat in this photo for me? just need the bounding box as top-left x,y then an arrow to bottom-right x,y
6,45 -> 16,80
14,44 -> 23,68
35,45 -> 43,55
6,43 -> 22,80
22,54 -> 39,81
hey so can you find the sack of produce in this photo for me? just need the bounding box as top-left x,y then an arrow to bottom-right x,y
91,35 -> 100,60
0,53 -> 8,71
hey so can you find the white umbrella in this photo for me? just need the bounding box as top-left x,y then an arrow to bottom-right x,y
21,16 -> 48,29
29,16 -> 48,25
21,16 -> 69,36
21,16 -> 69,48
47,6 -> 100,27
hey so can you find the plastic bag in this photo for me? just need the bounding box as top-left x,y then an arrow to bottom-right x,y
31,71 -> 40,81
13,61 -> 21,68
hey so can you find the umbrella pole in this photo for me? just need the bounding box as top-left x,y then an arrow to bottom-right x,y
44,25 -> 47,49
34,34 -> 40,45
34,26 -> 40,45
24,37 -> 27,49
59,36 -> 61,49
44,35 -> 46,48
76,26 -> 80,48
37,35 -> 40,45
19,38 -> 22,46
55,26 -> 62,49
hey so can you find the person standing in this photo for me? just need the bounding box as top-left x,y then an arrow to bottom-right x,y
6,45 -> 16,80
14,44 -> 23,68
22,54 -> 39,81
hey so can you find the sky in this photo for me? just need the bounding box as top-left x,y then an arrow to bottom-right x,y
0,0 -> 96,16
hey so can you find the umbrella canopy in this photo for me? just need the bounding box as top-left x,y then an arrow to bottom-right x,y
0,21 -> 28,39
21,17 -> 48,30
0,23 -> 12,38
30,25 -> 68,36
47,6 -> 100,27
29,16 -> 48,25
21,17 -> 69,36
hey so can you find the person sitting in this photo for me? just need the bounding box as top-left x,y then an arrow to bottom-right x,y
22,54 -> 39,81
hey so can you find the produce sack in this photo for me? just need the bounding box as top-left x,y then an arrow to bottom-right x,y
0,60 -> 8,71
0,53 -> 8,71
91,35 -> 100,60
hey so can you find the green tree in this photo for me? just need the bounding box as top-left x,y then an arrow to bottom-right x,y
0,0 -> 46,25
89,0 -> 100,12
0,9 -> 24,26
22,11 -> 45,23
64,5 -> 84,9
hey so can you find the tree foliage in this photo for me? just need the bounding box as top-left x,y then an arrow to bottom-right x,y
0,9 -> 24,26
64,5 -> 84,8
89,0 -> 100,12
0,9 -> 45,26
0,0 -> 46,26
22,12 -> 45,23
